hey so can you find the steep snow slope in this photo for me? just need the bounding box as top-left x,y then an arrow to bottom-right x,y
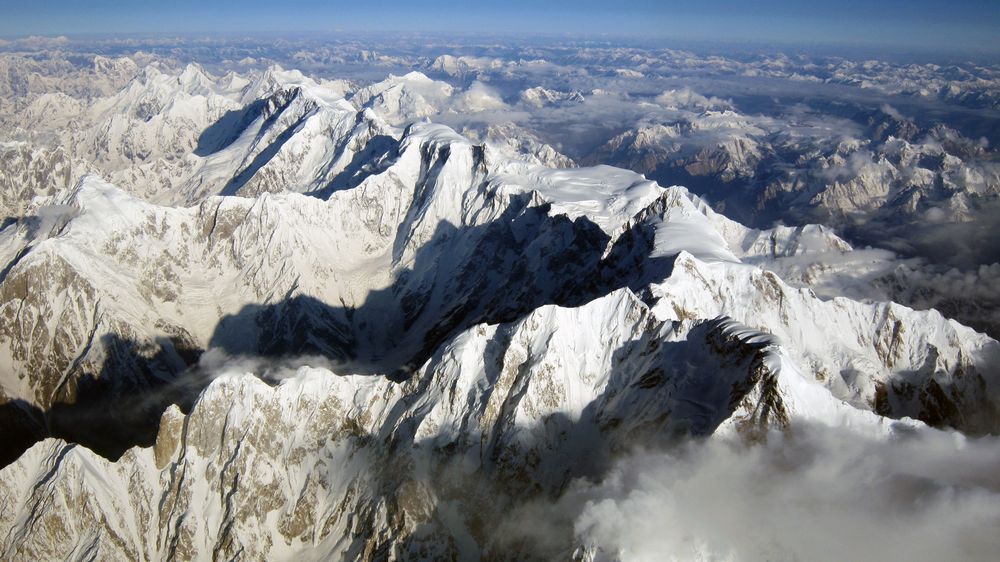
2,63 -> 576,212
0,49 -> 998,562
0,122 -> 663,462
351,71 -> 455,126
653,252 -> 999,432
0,74 -> 997,561
72,64 -> 397,205
0,291 -> 913,561
1,120 -> 996,471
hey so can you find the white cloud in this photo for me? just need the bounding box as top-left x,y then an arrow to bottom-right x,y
455,80 -> 507,112
655,88 -> 731,111
566,424 -> 1000,561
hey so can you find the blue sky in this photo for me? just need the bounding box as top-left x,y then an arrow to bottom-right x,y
0,0 -> 997,53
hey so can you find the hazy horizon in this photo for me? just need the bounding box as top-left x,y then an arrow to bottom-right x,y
0,0 -> 997,56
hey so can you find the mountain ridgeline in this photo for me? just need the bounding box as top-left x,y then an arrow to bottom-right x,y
0,61 -> 997,561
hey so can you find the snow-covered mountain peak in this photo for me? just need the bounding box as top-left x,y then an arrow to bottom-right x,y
400,120 -> 470,150
427,54 -> 506,78
239,64 -> 343,105
519,86 -> 585,108
1,54 -> 999,561
351,72 -> 455,125
0,282 -> 934,560
176,62 -> 216,93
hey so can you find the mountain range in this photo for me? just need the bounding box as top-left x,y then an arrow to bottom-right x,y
0,54 -> 998,561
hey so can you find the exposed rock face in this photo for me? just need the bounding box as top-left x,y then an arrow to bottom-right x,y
2,121 -> 995,457
0,62 -> 998,562
0,142 -> 85,219
0,296 -> 897,561
651,252 -> 1000,434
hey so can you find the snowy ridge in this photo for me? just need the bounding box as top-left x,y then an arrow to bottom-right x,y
0,121 -> 662,417
1,118 -> 996,438
652,251 -> 1000,433
0,289 -> 915,560
0,62 -> 998,561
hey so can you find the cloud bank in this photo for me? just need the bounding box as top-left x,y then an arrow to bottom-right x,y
496,423 -> 1000,561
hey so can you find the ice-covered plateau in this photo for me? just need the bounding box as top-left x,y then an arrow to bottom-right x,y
0,64 -> 998,561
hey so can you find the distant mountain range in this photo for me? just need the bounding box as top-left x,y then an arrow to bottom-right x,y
0,51 -> 998,561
